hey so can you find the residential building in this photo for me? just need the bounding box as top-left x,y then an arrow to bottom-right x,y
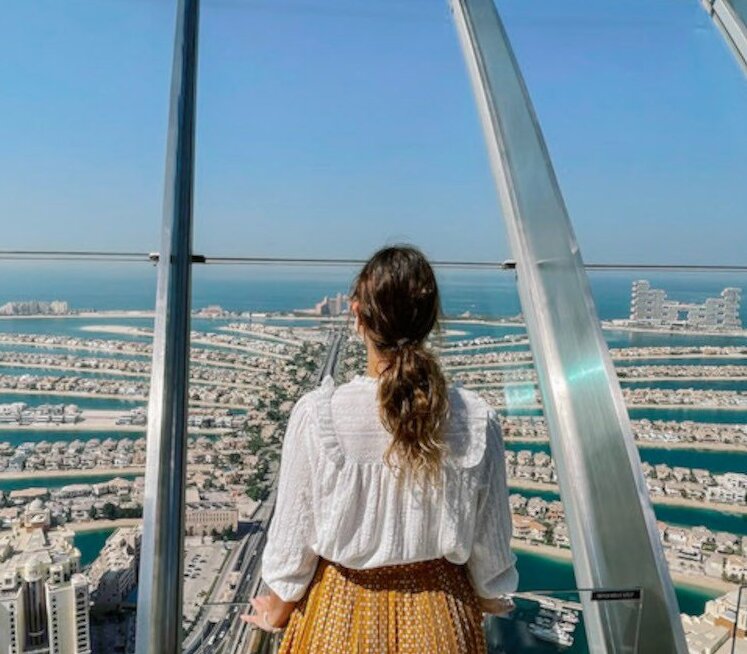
629,281 -> 742,330
0,516 -> 90,654
184,502 -> 238,536
88,528 -> 141,611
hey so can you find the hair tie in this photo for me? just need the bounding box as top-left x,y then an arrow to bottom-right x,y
396,337 -> 410,347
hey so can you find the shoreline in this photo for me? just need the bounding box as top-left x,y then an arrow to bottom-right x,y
508,479 -> 747,515
511,541 -> 734,595
0,311 -> 155,321
0,466 -> 146,481
78,324 -> 151,337
493,401 -> 747,412
0,387 -> 249,411
68,518 -> 142,533
0,360 -> 148,378
602,322 -> 747,338
0,407 -> 231,435
0,463 -> 212,482
2,310 -> 745,339
504,436 -> 747,453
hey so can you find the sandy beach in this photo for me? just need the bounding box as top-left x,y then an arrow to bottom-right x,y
511,539 -> 573,563
79,324 -> 152,337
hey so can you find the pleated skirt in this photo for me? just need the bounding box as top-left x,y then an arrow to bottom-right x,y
278,558 -> 487,654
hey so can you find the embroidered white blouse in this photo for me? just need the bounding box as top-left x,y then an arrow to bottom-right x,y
261,375 -> 518,602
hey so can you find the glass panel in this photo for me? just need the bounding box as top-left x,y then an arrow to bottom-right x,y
484,588 -> 643,653
195,586 -> 643,654
4,0 -> 747,651
2,258 -> 746,649
182,264 -> 339,653
192,0 -> 507,263
179,262 -> 746,653
0,257 -> 156,654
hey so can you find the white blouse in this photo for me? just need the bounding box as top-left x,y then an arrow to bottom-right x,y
261,375 -> 518,602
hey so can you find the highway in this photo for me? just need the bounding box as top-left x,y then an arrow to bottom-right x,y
194,330 -> 345,654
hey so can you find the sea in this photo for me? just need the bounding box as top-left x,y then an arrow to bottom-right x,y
1,263 -> 746,619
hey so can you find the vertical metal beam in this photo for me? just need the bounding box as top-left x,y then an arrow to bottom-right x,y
449,1 -> 688,651
702,0 -> 747,74
135,0 -> 199,652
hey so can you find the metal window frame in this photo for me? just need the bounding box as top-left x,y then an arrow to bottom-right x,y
703,0 -> 747,74
450,0 -> 688,651
130,0 -> 708,650
134,0 -> 200,652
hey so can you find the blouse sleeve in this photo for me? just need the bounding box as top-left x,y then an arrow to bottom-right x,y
261,395 -> 319,602
466,409 -> 519,599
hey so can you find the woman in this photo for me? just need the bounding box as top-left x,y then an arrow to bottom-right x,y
242,245 -> 517,653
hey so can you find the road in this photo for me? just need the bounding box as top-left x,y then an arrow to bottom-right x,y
317,331 -> 344,382
194,330 -> 345,654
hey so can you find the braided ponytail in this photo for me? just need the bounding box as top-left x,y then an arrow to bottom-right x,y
352,246 -> 449,482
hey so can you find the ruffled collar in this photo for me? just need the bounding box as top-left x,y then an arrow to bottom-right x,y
351,374 -> 379,386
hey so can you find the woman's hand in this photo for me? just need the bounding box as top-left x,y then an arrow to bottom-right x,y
478,595 -> 515,616
240,593 -> 296,632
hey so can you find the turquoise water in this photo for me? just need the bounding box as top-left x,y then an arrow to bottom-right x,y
0,392 -> 144,410
0,473 -> 139,494
0,316 -> 154,340
615,357 -> 747,367
77,529 -> 115,567
0,365 -> 144,380
514,550 -> 715,617
628,407 -> 747,424
622,379 -> 747,391
1,266 -> 746,332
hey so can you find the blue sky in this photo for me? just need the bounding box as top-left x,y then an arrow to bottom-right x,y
0,0 -> 745,264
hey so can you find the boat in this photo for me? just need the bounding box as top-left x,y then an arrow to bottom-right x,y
529,623 -> 575,647
539,607 -> 560,620
561,609 -> 580,624
535,615 -> 555,628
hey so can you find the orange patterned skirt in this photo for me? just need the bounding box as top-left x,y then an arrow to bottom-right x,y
278,558 -> 487,654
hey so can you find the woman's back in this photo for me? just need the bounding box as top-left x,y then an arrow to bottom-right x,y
262,374 -> 517,601
254,246 -> 517,653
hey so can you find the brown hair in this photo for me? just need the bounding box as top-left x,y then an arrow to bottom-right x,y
351,245 -> 449,482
